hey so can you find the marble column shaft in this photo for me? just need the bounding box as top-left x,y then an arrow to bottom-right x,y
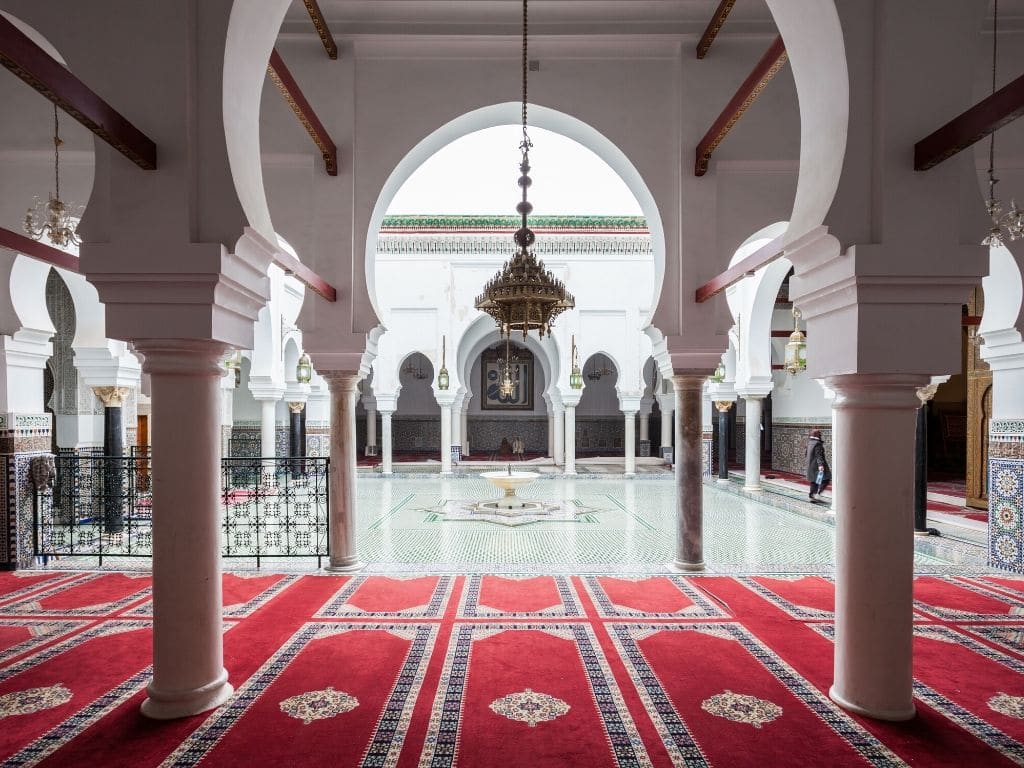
553,407 -> 565,465
673,374 -> 706,571
440,403 -> 453,475
715,402 -> 732,481
660,403 -> 673,453
323,372 -> 364,573
827,374 -> 926,722
381,410 -> 394,475
624,411 -> 637,476
136,339 -> 233,719
259,399 -> 276,458
564,405 -> 577,475
743,395 -> 764,491
366,406 -> 377,449
460,408 -> 469,455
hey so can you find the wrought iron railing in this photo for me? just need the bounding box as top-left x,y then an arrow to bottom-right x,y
34,455 -> 329,567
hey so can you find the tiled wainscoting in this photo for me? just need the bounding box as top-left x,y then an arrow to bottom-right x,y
989,419 -> 1024,572
771,421 -> 832,476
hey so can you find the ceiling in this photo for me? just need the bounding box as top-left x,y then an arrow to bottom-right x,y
280,0 -> 777,38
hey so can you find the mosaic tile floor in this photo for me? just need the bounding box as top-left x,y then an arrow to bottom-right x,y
353,476 -> 959,575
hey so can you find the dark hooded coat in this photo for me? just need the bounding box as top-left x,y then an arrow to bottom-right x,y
806,436 -> 831,487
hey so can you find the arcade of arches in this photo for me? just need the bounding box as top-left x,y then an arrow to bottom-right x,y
0,1 -> 1023,764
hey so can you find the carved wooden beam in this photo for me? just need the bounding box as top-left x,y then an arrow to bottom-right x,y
273,247 -> 337,302
695,35 -> 788,177
302,0 -> 338,60
0,227 -> 80,273
0,15 -> 157,170
695,235 -> 785,303
267,48 -> 338,176
696,0 -> 737,59
915,71 -> 1024,171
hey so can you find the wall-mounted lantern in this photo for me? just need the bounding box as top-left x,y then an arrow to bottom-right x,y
784,307 -> 807,375
569,334 -> 583,390
437,336 -> 450,390
296,352 -> 313,384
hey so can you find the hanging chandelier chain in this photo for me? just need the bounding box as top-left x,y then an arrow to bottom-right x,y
987,0 -> 998,189
53,104 -> 61,201
521,0 -> 529,140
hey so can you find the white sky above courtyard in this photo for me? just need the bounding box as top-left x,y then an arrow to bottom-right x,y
386,125 -> 644,216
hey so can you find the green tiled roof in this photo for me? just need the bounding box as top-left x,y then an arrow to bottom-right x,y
380,214 -> 647,230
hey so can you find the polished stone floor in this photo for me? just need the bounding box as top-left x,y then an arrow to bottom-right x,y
354,475 -> 956,574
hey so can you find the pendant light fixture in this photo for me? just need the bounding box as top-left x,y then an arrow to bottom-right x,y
474,0 -> 575,342
981,0 -> 1023,246
24,105 -> 83,248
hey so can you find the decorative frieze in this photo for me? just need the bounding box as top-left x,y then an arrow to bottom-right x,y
376,232 -> 652,258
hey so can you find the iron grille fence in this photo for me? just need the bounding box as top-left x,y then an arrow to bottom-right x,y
34,455 -> 329,567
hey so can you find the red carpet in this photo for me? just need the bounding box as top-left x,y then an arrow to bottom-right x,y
2,571 -> 1024,765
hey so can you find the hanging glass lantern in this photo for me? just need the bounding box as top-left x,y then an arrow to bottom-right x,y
296,352 -> 313,384
437,336 -> 450,390
784,307 -> 807,375
711,360 -> 726,383
569,334 -> 583,389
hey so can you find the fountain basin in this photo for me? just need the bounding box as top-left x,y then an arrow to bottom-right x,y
480,471 -> 540,509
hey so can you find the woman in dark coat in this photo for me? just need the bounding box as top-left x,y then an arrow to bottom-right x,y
806,429 -> 831,503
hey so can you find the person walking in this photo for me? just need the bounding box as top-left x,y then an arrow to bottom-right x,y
806,429 -> 831,503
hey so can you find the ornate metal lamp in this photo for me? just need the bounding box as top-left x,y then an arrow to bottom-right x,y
437,336 -> 450,390
499,338 -> 517,398
474,0 -> 574,340
784,307 -> 807,375
569,334 -> 583,390
711,360 -> 726,383
982,0 -> 1023,247
296,352 -> 313,384
24,106 -> 83,248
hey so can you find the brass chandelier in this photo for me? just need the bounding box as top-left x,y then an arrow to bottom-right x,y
24,105 -> 83,248
474,0 -> 574,341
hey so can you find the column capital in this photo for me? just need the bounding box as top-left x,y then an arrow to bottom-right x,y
320,371 -> 361,393
672,373 -> 706,393
248,375 -> 285,402
825,373 -> 930,410
134,339 -> 229,377
287,401 -> 306,414
714,400 -> 734,413
915,383 -> 940,405
93,386 -> 132,407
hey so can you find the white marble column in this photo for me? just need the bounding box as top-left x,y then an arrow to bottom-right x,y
827,373 -> 926,722
460,406 -> 470,456
639,409 -> 650,442
623,410 -> 637,476
381,410 -> 394,475
451,401 -> 462,455
322,372 -> 365,573
659,393 -> 674,460
136,339 -> 233,719
365,404 -> 377,453
742,394 -> 764,491
440,402 -> 453,475
553,404 -> 565,465
259,398 -> 277,458
564,404 -> 577,475
547,411 -> 555,458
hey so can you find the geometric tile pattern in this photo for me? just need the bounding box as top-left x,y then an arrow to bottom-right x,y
989,456 -> 1024,572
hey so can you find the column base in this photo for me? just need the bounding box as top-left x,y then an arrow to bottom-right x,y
716,477 -> 730,484
563,470 -> 577,476
624,472 -> 635,478
324,559 -> 366,574
914,528 -> 941,537
743,483 -> 763,492
668,559 -> 706,573
141,669 -> 233,720
828,685 -> 916,722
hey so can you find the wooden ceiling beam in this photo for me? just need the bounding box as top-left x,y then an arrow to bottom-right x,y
302,0 -> 338,59
0,227 -> 80,273
695,35 -> 788,177
915,71 -> 1024,171
696,0 -> 737,59
0,15 -> 157,170
267,48 -> 338,176
695,235 -> 785,303
273,247 -> 337,302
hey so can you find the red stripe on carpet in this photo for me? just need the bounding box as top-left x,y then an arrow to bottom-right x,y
32,574 -> 346,768
0,623 -> 151,762
696,576 -> 1022,767
584,575 -> 729,618
914,577 -> 1024,621
0,572 -> 87,606
967,576 -> 1024,601
748,576 -> 835,617
8,573 -> 152,615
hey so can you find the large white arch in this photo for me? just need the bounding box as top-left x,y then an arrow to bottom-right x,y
364,102 -> 666,327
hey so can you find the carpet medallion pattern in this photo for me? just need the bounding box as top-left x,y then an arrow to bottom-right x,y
4,571 -> 1024,765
